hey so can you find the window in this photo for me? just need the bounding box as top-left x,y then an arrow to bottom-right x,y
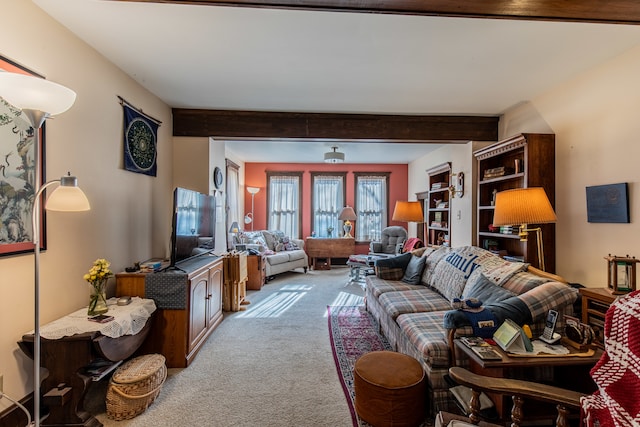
267,172 -> 302,238
355,173 -> 389,242
311,172 -> 345,238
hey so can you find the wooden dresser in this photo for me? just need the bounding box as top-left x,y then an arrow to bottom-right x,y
115,255 -> 223,368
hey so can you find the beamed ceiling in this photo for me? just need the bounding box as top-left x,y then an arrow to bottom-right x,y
34,0 -> 640,162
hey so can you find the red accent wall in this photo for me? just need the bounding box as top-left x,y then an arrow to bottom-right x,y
244,162 -> 408,254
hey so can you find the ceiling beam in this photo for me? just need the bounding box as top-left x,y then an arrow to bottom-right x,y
172,109 -> 499,142
118,0 -> 640,25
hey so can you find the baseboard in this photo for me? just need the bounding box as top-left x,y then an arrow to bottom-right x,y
0,393 -> 32,427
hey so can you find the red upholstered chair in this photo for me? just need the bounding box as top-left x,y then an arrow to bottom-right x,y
438,290 -> 640,427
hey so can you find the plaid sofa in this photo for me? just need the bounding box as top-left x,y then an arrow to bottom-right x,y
364,245 -> 578,414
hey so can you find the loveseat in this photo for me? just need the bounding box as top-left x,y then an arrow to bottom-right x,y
242,230 -> 308,279
365,245 -> 578,414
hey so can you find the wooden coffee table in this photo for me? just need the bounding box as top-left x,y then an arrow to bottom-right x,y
453,339 -> 602,422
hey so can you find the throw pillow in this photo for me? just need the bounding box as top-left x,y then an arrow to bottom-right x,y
244,231 -> 268,248
481,258 -> 529,287
283,236 -> 299,251
401,255 -> 427,285
462,273 -> 516,304
375,253 -> 412,280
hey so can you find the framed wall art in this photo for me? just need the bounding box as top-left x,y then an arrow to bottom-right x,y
586,182 -> 629,223
0,55 -> 47,256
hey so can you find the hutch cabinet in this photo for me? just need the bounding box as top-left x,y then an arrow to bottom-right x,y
425,162 -> 452,246
115,255 -> 223,368
474,133 -> 556,272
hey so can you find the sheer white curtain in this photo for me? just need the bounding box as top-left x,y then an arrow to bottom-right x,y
356,175 -> 387,241
177,190 -> 198,235
226,161 -> 240,248
313,175 -> 344,237
268,175 -> 300,238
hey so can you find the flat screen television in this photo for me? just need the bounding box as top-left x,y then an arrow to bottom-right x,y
170,187 -> 217,267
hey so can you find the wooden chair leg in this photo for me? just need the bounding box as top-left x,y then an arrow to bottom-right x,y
556,404 -> 570,427
510,395 -> 524,427
469,389 -> 482,424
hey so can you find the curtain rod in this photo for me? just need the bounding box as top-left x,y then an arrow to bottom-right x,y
117,95 -> 162,125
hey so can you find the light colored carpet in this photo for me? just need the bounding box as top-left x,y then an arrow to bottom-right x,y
87,267 -> 366,426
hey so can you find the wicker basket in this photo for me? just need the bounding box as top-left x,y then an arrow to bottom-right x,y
106,354 -> 167,420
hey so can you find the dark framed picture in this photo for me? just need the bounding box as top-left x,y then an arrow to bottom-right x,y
586,183 -> 629,223
0,55 -> 47,256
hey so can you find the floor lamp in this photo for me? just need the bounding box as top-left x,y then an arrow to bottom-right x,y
245,186 -> 260,231
492,187 -> 557,271
0,72 -> 90,427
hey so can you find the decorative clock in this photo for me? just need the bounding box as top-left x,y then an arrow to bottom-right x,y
213,167 -> 223,189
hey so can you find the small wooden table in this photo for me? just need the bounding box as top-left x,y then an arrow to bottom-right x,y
304,237 -> 355,270
454,339 -> 601,422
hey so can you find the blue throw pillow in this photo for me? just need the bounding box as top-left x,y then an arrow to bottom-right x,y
401,255 -> 427,285
462,273 -> 516,304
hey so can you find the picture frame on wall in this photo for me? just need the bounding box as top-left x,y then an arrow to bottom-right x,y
586,182 -> 629,223
0,55 -> 47,256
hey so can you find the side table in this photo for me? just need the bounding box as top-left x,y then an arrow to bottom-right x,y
247,254 -> 266,290
304,237 -> 355,270
454,339 -> 601,422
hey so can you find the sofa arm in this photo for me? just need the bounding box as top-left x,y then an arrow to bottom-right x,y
293,238 -> 305,250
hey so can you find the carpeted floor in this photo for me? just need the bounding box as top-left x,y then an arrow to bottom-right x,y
86,267 -> 369,426
327,305 -> 392,427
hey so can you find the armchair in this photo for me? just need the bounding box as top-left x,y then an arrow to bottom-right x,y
369,226 -> 407,257
438,290 -> 640,427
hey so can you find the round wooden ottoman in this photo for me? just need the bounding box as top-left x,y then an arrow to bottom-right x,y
354,350 -> 426,427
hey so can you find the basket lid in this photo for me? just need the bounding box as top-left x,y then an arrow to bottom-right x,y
112,354 -> 166,384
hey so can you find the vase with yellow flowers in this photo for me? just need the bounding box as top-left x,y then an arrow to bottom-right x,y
84,258 -> 113,316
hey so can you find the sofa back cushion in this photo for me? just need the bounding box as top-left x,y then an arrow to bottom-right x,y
461,272 -> 516,304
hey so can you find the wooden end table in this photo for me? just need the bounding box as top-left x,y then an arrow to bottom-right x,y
454,339 -> 601,423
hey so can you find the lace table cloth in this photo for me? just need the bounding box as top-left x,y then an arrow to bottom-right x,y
31,297 -> 156,339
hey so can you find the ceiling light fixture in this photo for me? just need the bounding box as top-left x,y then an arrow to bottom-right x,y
324,146 -> 345,163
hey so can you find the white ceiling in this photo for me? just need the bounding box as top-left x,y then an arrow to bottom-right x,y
34,0 -> 640,163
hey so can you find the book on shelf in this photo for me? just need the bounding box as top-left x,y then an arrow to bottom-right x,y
430,182 -> 448,190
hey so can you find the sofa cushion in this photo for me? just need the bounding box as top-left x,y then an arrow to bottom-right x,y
397,311 -> 451,368
265,252 -> 290,266
287,250 -> 306,262
402,255 -> 427,285
366,275 -> 425,298
379,288 -> 452,320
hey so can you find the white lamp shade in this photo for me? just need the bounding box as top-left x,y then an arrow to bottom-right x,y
247,186 -> 260,195
0,72 -> 76,115
45,186 -> 90,211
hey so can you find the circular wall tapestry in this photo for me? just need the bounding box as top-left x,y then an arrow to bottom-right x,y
126,118 -> 157,171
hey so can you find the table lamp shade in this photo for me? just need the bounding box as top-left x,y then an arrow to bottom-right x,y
338,206 -> 357,221
492,188 -> 557,226
392,201 -> 423,222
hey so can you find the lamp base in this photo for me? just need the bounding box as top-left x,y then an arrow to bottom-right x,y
343,223 -> 353,238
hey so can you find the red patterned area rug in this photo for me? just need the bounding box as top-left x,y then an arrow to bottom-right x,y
327,305 -> 392,427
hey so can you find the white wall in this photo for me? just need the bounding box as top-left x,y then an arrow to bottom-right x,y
411,44 -> 640,288
0,2 -> 173,404
409,141 -> 491,247
500,44 -> 640,287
